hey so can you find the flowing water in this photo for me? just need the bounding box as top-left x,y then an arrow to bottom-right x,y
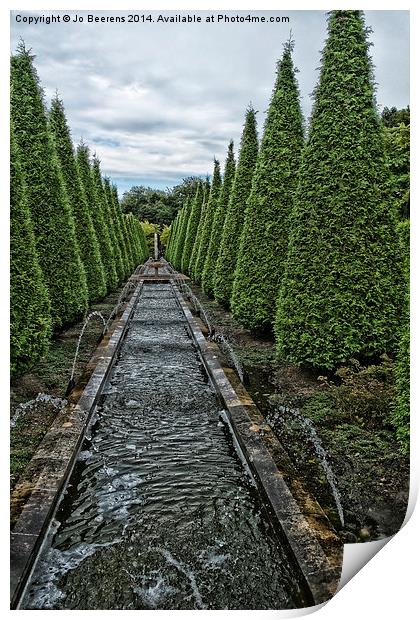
21,283 -> 306,610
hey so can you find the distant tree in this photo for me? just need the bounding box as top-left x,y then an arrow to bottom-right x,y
11,43 -> 88,328
90,155 -> 118,290
214,107 -> 259,306
172,199 -> 192,271
111,184 -> 132,277
11,128 -> 52,375
160,224 -> 171,250
181,181 -> 204,274
49,96 -> 106,302
193,160 -> 222,283
140,220 -> 159,254
202,141 -> 236,296
189,177 -> 210,277
381,105 -> 410,128
231,43 -> 305,330
275,11 -> 401,368
103,176 -> 125,283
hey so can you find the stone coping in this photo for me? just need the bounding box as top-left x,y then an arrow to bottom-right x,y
10,283 -> 143,609
172,282 -> 342,606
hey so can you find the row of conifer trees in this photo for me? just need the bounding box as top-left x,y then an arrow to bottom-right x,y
166,11 -> 409,452
11,43 -> 149,376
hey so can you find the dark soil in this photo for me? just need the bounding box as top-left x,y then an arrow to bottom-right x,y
10,287 -> 127,493
189,284 -> 410,543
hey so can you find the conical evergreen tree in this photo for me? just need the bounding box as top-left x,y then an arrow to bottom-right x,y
189,178 -> 211,278
231,44 -> 304,330
181,181 -> 204,274
202,141 -> 236,295
103,177 -> 125,283
91,156 -> 119,290
111,184 -> 131,277
214,108 -> 259,305
193,160 -> 222,283
275,11 -> 401,368
122,213 -> 136,270
11,128 -> 52,375
173,199 -> 191,271
49,96 -> 106,302
11,44 -> 88,328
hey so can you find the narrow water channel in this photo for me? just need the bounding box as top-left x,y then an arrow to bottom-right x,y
22,283 -> 306,610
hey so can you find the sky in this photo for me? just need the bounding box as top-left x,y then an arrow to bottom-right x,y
10,9 -> 410,197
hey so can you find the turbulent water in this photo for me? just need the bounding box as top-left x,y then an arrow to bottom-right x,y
22,283 -> 305,610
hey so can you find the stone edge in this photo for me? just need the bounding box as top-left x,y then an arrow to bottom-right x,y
172,283 -> 342,607
10,283 -> 143,609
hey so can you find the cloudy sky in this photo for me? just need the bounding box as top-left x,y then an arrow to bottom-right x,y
10,10 -> 409,196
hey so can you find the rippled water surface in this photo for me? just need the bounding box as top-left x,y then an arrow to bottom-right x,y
22,284 -> 305,610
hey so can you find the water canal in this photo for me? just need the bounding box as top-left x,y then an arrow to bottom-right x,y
21,283 -> 308,610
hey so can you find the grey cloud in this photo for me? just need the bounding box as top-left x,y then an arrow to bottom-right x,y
11,10 -> 409,191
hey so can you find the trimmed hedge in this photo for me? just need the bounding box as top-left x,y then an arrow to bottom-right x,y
11,44 -> 88,328
392,220 -> 409,454
231,44 -> 304,329
193,160 -> 222,284
202,141 -> 236,296
214,108 -> 258,306
181,181 -> 204,274
189,178 -> 210,278
49,96 -> 106,302
11,128 -> 52,375
275,11 -> 401,368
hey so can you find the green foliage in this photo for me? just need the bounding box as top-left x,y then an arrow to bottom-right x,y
140,220 -> 158,254
383,123 -> 410,219
10,129 -> 52,375
11,43 -> 88,328
333,357 -> 395,426
91,155 -> 119,290
111,184 -> 132,277
231,44 -> 304,329
172,199 -> 192,271
160,224 -> 171,249
202,142 -> 236,295
103,177 -> 125,283
392,220 -> 409,453
181,181 -> 204,274
193,160 -> 222,283
275,11 -> 401,368
121,177 -> 201,225
49,96 -> 106,302
189,178 -> 210,277
381,105 -> 410,128
214,108 -> 259,306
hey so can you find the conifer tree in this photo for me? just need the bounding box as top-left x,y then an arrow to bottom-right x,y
111,184 -> 131,277
392,220 -> 409,454
189,178 -> 211,278
122,213 -> 136,270
49,96 -> 106,302
214,108 -> 259,305
11,44 -> 88,328
11,129 -> 52,375
103,177 -> 125,282
193,160 -> 222,283
275,11 -> 401,368
181,181 -> 204,274
231,44 -> 304,330
91,155 -> 119,290
202,141 -> 236,295
173,199 -> 191,271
